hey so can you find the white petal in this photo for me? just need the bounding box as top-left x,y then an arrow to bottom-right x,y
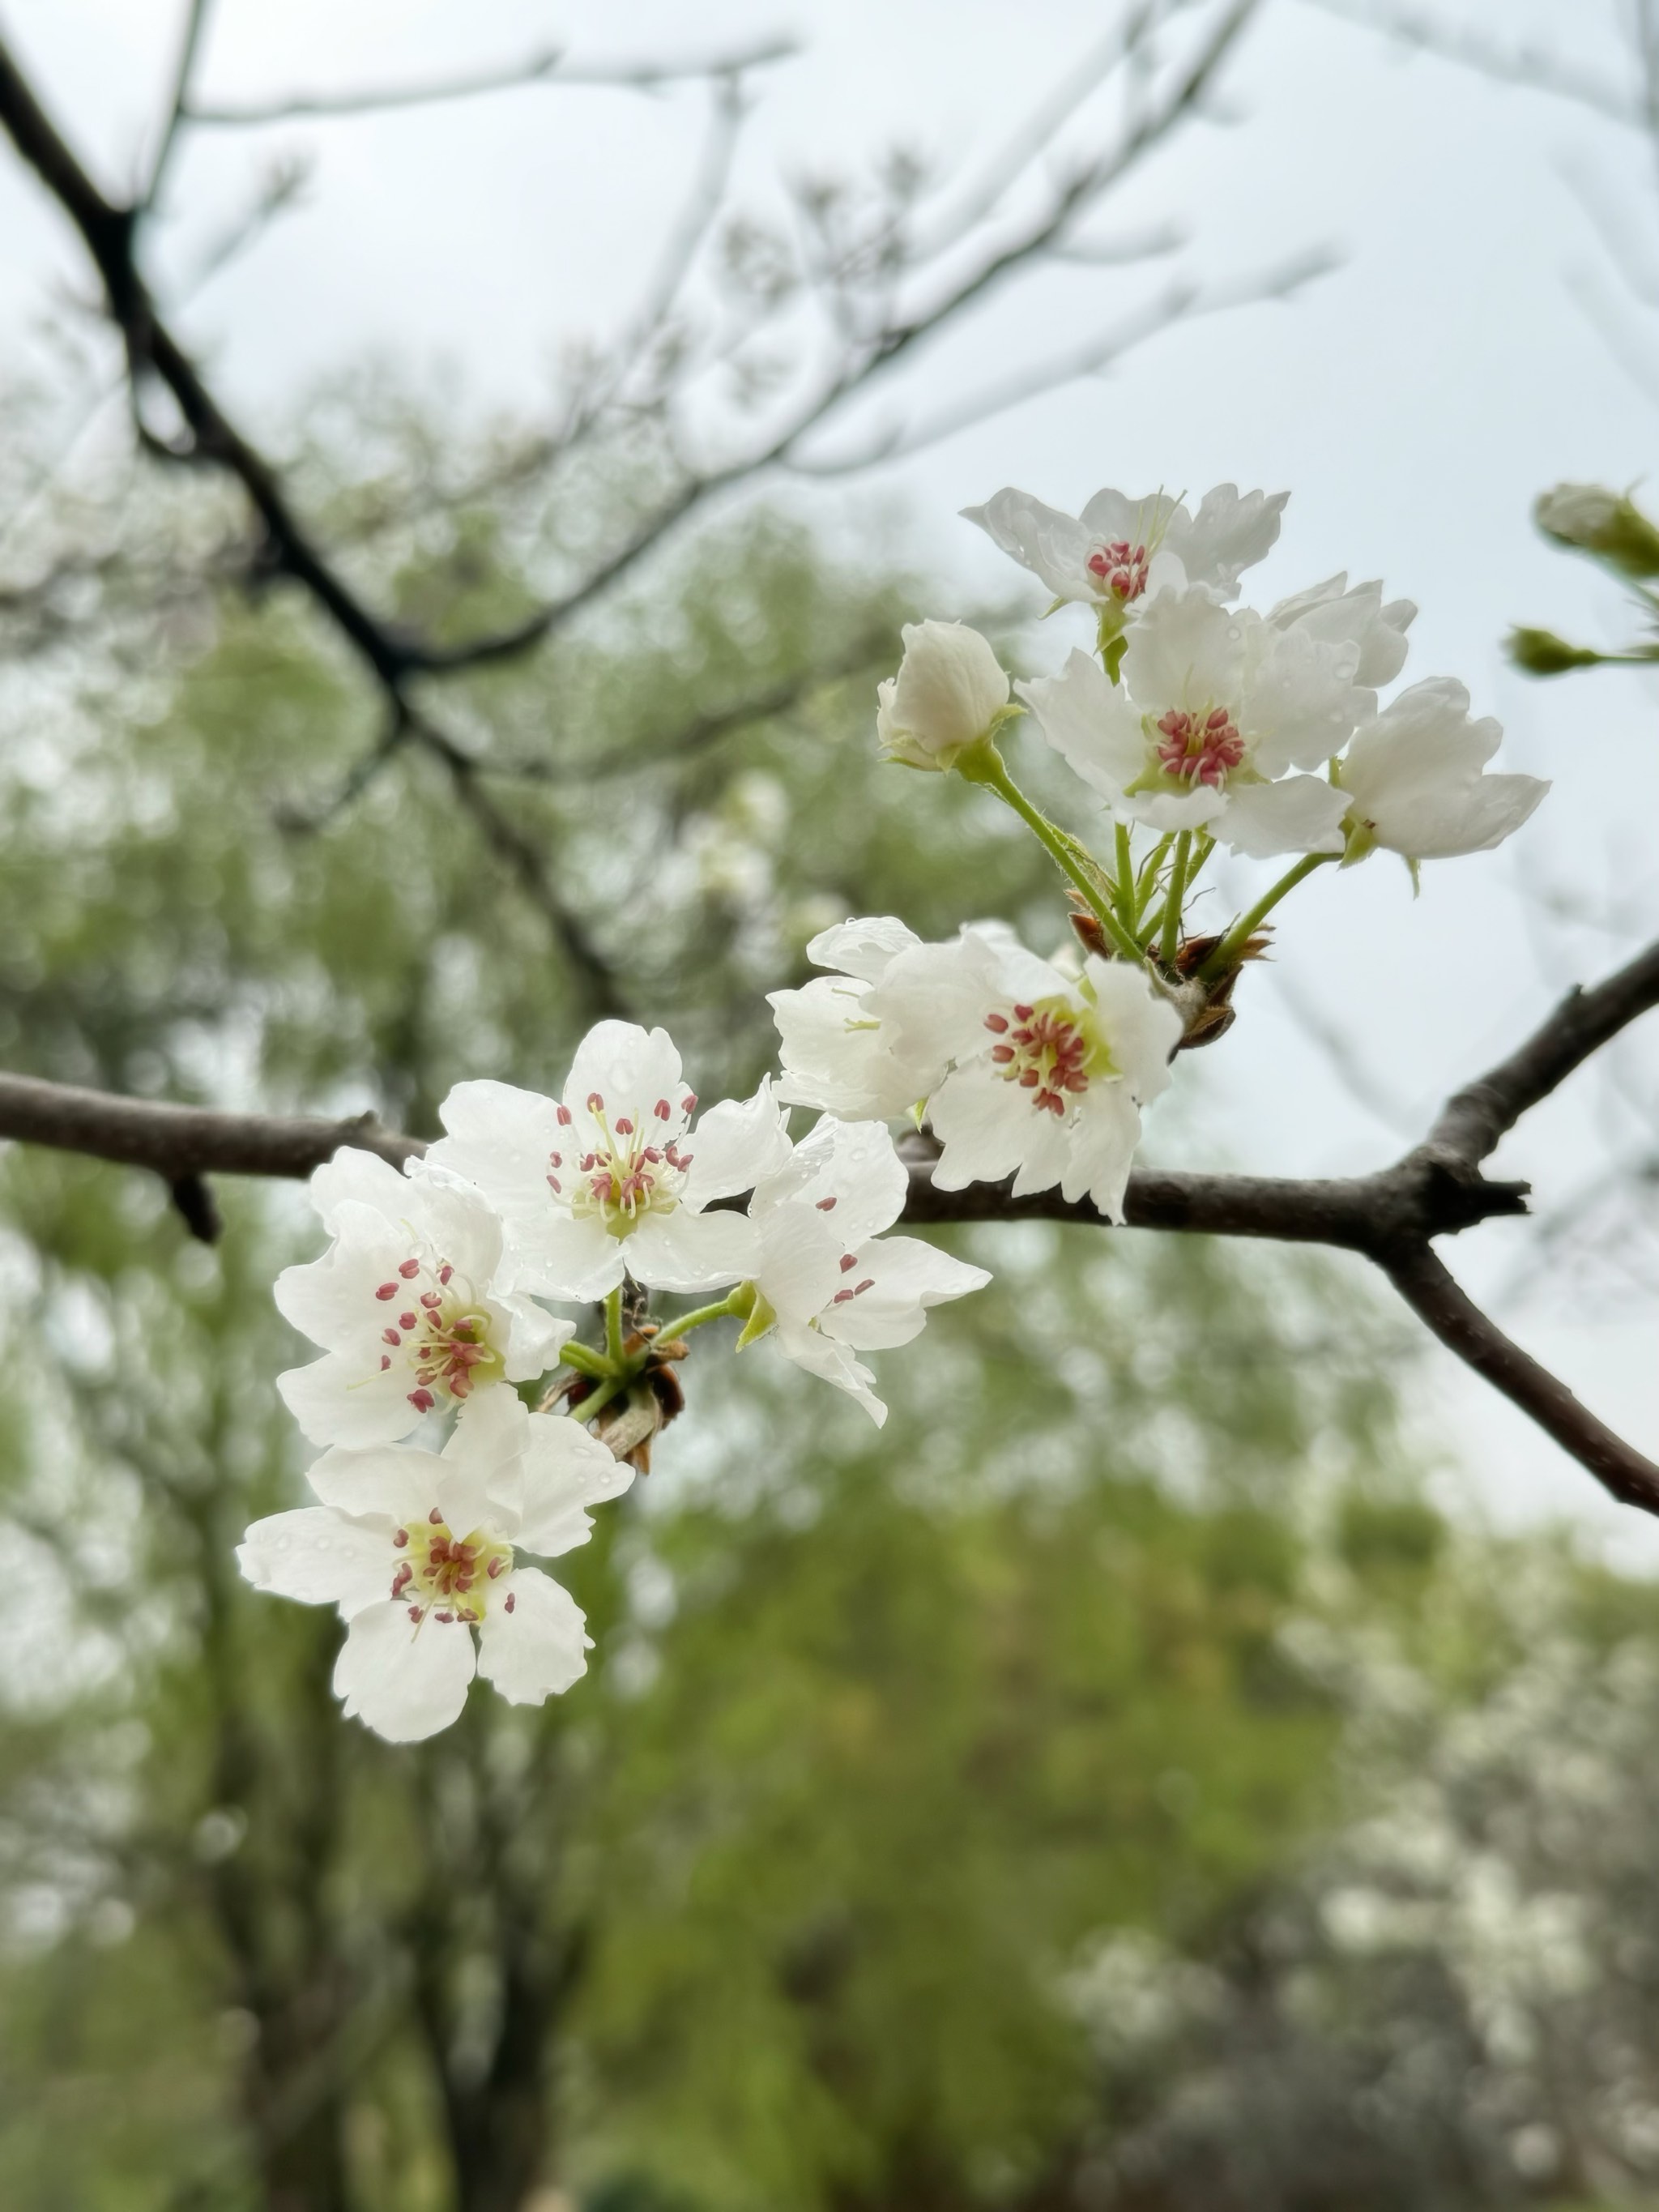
817,1233 -> 990,1351
770,1320 -> 887,1425
866,929 -> 1010,1080
305,1442 -> 439,1524
499,1295 -> 574,1382
335,1602 -> 476,1741
1124,588 -> 1247,711
1163,485 -> 1287,598
442,1386 -> 531,1528
1240,617 -> 1367,776
514,1412 -> 633,1557
1078,485 -> 1183,549
1081,957 -> 1183,1107
751,1202 -> 847,1330
237,1508 -> 393,1614
277,1351 -> 420,1450
272,1213 -> 405,1347
1018,649 -> 1146,805
770,975 -> 920,1118
1217,775 -> 1348,860
624,1206 -> 760,1293
305,1145 -> 414,1234
961,488 -> 1097,601
425,1079 -> 566,1249
1123,785 -> 1226,835
1341,678 -> 1547,857
755,1117 -> 908,1245
564,1022 -> 684,1123
476,1567 -> 591,1703
804,914 -> 920,982
510,1209 -> 625,1304
927,1061 -> 1045,1192
681,1078 -> 794,1206
398,1169 -> 507,1288
1269,572 -> 1416,687
1059,1084 -> 1144,1223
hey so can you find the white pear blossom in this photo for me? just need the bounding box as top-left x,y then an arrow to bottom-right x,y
736,1108 -> 990,1424
275,1146 -> 572,1450
238,1389 -> 630,1742
877,620 -> 1013,770
1336,679 -> 1549,863
1268,573 -> 1417,687
770,916 -> 1006,1118
425,1023 -> 776,1303
914,941 -> 1183,1223
1020,588 -> 1371,859
962,483 -> 1287,621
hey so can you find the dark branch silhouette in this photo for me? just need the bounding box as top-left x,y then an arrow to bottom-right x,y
3,937 -> 1659,1514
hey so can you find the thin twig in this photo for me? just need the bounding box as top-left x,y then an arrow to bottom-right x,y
182,36 -> 798,126
141,0 -> 213,215
480,623 -> 900,784
1297,0 -> 1639,126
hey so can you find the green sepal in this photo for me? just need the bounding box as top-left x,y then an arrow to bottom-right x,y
731,1283 -> 776,1350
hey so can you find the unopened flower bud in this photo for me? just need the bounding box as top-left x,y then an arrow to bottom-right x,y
1534,483 -> 1659,579
876,620 -> 1013,771
1506,626 -> 1608,677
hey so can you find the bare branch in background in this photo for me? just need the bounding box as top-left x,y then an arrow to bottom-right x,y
407,0 -> 1279,676
183,38 -> 804,128
0,5 -> 1299,954
1299,0 -> 1640,126
8,935 -> 1659,1515
140,0 -> 212,214
786,247 -> 1336,479
181,36 -> 800,126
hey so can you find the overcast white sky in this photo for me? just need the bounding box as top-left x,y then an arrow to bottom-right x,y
4,0 -> 1659,1549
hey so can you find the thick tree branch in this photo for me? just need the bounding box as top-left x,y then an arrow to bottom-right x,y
1426,937 -> 1659,1169
0,1073 -> 419,1182
1383,1244 -> 1659,1516
3,934 -> 1658,1512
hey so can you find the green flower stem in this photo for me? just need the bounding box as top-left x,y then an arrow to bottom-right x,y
667,1292 -> 742,1339
958,743 -> 1145,965
1159,831 -> 1193,965
1133,834 -> 1174,925
1195,852 -> 1335,983
1114,821 -> 1136,924
603,1284 -> 626,1368
574,1373 -> 626,1426
558,1341 -> 608,1378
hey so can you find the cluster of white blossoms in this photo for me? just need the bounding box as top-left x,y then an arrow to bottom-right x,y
247,476 -> 1550,1746
771,918 -> 1179,1224
242,1027 -> 988,1736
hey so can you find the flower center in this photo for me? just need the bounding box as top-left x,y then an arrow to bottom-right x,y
1154,705 -> 1245,788
559,1091 -> 695,1236
372,1257 -> 505,1416
390,1510 -> 514,1628
983,997 -> 1108,1117
1086,539 -> 1149,604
